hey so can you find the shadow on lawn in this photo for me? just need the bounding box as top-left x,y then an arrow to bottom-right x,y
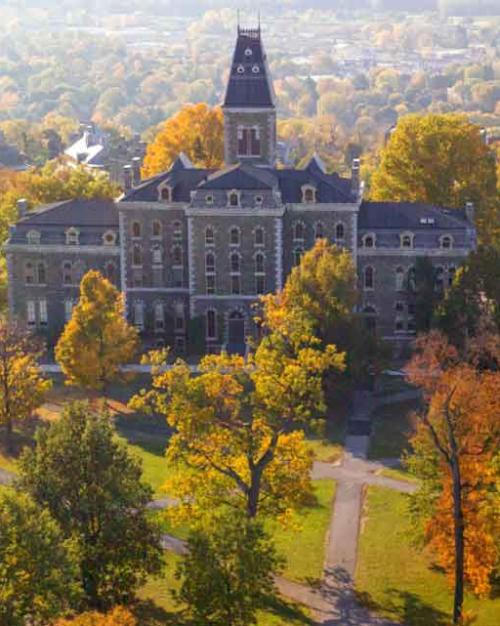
385,589 -> 449,626
262,593 -> 315,624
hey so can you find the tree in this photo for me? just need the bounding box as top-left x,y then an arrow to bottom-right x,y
0,489 -> 80,626
52,607 -> 137,626
406,332 -> 500,623
131,327 -> 343,523
55,271 -> 138,392
141,103 -> 224,177
370,113 -> 499,246
18,402 -> 163,610
0,320 -> 51,451
176,514 -> 281,626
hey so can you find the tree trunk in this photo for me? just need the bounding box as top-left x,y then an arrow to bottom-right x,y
4,417 -> 13,454
247,468 -> 262,519
451,457 -> 464,624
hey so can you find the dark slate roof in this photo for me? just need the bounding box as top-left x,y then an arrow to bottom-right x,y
223,28 -> 275,108
275,166 -> 355,203
0,143 -> 29,171
359,201 -> 470,230
199,163 -> 278,190
122,167 -> 214,202
17,199 -> 118,227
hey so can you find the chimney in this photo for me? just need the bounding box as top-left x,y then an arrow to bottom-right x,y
17,198 -> 28,217
123,165 -> 132,192
351,158 -> 360,198
465,201 -> 474,223
131,157 -> 141,187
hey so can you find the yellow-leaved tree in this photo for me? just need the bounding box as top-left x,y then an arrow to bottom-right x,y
55,271 -> 138,391
130,312 -> 344,525
52,607 -> 136,626
0,320 -> 52,452
141,103 -> 224,177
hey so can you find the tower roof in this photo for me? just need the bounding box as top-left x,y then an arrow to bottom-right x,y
223,27 -> 275,108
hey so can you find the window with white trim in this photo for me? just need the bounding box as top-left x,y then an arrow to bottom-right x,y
255,252 -> 265,274
254,227 -> 264,246
237,126 -> 261,156
440,234 -> 453,250
27,300 -> 36,327
65,227 -> 79,245
255,275 -> 265,295
400,232 -> 414,248
174,302 -> 185,332
231,275 -> 241,295
254,195 -> 263,207
24,261 -> 35,285
26,230 -> 40,245
102,230 -> 117,246
62,261 -> 73,285
302,186 -> 316,204
133,301 -> 144,330
173,221 -> 182,241
206,274 -> 215,295
230,227 -> 240,246
160,186 -> 172,202
132,244 -> 142,266
395,266 -> 405,291
293,222 -> 304,242
206,309 -> 217,339
205,252 -> 215,274
39,300 -> 48,326
293,247 -> 303,267
154,302 -> 164,332
314,222 -> 324,239
152,244 -> 163,265
64,299 -> 75,322
205,194 -> 214,206
230,252 -> 240,274
362,233 -> 375,248
205,227 -> 215,246
335,222 -> 345,241
37,262 -> 46,285
228,191 -> 240,207
131,221 -> 141,238
152,220 -> 162,238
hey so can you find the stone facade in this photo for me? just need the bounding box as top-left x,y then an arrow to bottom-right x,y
5,27 -> 476,355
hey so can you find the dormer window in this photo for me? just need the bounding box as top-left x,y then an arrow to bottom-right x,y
158,185 -> 172,203
244,48 -> 252,57
205,194 -> 214,206
362,234 -> 375,248
400,232 -> 414,249
237,64 -> 245,74
254,195 -> 263,207
228,191 -> 240,207
440,235 -> 453,250
252,65 -> 260,73
65,227 -> 79,245
26,230 -> 40,245
102,230 -> 117,246
302,185 -> 316,204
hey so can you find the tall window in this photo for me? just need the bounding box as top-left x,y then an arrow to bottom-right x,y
237,126 -> 261,156
205,252 -> 215,273
228,192 -> 239,207
206,309 -> 217,340
152,220 -> 162,238
154,302 -> 164,332
315,222 -> 324,239
335,223 -> 345,241
293,222 -> 304,242
24,261 -> 35,285
173,221 -> 182,241
230,227 -> 240,246
65,227 -> 79,245
132,244 -> 142,266
302,186 -> 316,203
105,262 -> 116,283
133,302 -> 144,330
255,252 -> 265,274
62,261 -> 72,285
172,246 -> 183,267
174,302 -> 185,332
408,266 -> 416,292
26,301 -> 36,327
435,266 -> 444,291
395,267 -> 405,291
254,227 -> 264,246
152,245 -> 163,265
230,252 -> 240,273
448,265 -> 456,287
255,275 -> 265,295
364,266 -> 374,290
231,275 -> 241,295
293,248 -> 303,267
39,300 -> 48,327
206,274 -> 215,294
131,221 -> 141,238
160,187 -> 171,202
37,262 -> 46,285
64,299 -> 75,322
205,227 -> 215,246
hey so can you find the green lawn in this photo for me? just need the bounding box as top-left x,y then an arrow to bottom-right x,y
368,399 -> 419,460
138,552 -> 313,626
268,479 -> 335,584
356,487 -> 499,626
379,466 -> 419,484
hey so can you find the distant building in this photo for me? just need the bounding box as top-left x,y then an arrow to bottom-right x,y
5,26 -> 476,356
0,131 -> 29,172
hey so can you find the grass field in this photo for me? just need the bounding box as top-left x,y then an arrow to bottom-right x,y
368,399 -> 419,460
138,552 -> 313,626
356,487 -> 499,626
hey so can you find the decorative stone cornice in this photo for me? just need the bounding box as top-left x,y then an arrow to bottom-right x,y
357,248 -> 470,258
4,243 -> 120,255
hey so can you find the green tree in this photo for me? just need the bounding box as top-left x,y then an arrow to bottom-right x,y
0,320 -> 51,451
55,271 -> 138,392
176,514 -> 281,626
370,113 -> 499,246
18,402 -> 163,610
0,489 -> 80,625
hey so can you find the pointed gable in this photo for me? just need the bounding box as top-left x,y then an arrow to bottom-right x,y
223,27 -> 275,108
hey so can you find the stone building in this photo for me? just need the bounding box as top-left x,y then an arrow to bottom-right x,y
5,26 -> 476,355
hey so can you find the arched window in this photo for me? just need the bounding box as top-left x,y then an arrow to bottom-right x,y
364,266 -> 374,290
302,186 -> 316,203
440,235 -> 453,250
255,252 -> 265,274
132,244 -> 142,266
105,261 -> 116,283
24,261 -> 35,285
230,252 -> 240,273
160,186 -> 171,202
172,246 -> 183,266
363,234 -> 375,248
335,223 -> 345,241
65,227 -> 79,245
293,248 -> 303,266
408,266 -> 416,292
228,191 -> 239,207
37,262 -> 46,285
152,245 -> 163,265
173,221 -> 182,241
131,221 -> 141,238
293,222 -> 304,241
205,226 -> 215,246
152,220 -> 162,238
254,195 -> 263,206
27,230 -> 40,245
230,227 -> 240,246
400,232 -> 414,248
395,267 -> 405,291
315,222 -> 324,239
154,302 -> 164,331
254,227 -> 264,246
206,309 -> 217,340
205,252 -> 215,273
62,261 -> 73,285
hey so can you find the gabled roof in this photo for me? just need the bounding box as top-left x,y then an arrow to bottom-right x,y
223,27 -> 275,108
0,143 -> 29,171
198,163 -> 278,190
276,167 -> 355,204
359,201 -> 470,230
16,199 -> 118,227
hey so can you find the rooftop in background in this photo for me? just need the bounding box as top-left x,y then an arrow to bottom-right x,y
0,131 -> 30,172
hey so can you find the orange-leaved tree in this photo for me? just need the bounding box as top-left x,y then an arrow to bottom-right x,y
141,103 -> 224,177
406,331 -> 500,624
52,606 -> 136,625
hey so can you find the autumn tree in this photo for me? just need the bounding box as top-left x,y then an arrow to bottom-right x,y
55,271 -> 138,392
406,332 -> 500,624
141,103 -> 224,177
131,325 -> 343,524
0,489 -> 80,626
176,514 -> 281,626
18,402 -> 163,610
370,113 -> 499,245
52,607 -> 137,626
0,319 -> 51,451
